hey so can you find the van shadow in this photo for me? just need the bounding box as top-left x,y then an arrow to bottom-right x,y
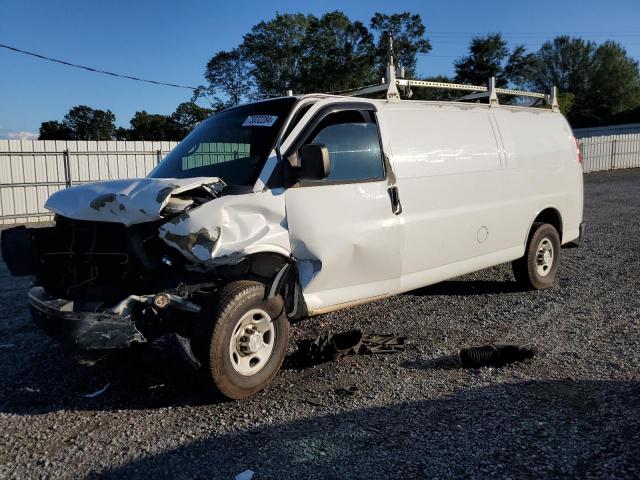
401,354 -> 461,370
407,279 -> 522,297
1,341 -> 223,414
92,379 -> 640,479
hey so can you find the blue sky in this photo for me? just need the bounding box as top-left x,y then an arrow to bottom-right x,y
1,0 -> 639,138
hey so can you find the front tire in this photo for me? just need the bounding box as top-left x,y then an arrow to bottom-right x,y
193,280 -> 289,400
512,222 -> 561,290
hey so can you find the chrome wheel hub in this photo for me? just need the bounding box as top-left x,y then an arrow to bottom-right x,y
536,237 -> 554,277
229,308 -> 275,376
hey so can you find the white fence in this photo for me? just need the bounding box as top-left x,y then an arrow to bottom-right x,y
0,134 -> 639,224
0,140 -> 178,224
578,134 -> 640,173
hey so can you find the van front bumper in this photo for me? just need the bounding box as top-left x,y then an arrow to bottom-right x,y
28,287 -> 146,350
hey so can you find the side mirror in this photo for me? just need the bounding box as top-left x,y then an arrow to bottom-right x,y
297,143 -> 331,181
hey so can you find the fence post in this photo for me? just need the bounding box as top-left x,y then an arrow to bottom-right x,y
610,139 -> 617,170
156,149 -> 162,165
63,149 -> 72,188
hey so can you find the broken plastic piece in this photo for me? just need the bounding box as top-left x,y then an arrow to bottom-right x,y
293,330 -> 405,366
458,344 -> 536,368
235,469 -> 254,480
83,383 -> 110,398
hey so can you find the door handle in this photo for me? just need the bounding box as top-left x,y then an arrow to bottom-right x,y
387,186 -> 402,215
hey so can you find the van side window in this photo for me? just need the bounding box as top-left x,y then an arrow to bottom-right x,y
306,111 -> 384,182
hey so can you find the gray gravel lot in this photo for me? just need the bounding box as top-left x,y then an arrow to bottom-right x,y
0,169 -> 639,479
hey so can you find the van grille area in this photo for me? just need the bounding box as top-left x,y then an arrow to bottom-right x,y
34,216 -> 170,305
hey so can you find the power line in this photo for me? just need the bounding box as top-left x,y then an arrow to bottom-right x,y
0,43 -> 198,90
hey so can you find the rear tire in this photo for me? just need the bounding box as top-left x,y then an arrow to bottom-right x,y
512,222 -> 561,290
193,280 -> 289,400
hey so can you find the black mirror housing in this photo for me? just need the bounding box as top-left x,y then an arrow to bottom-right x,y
298,144 -> 331,181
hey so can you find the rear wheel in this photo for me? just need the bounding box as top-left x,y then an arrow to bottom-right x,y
512,222 -> 561,290
193,280 -> 289,400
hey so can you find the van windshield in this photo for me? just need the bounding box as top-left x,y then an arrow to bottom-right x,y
149,97 -> 296,185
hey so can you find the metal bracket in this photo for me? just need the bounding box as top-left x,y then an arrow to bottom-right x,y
488,77 -> 499,107
550,86 -> 560,112
385,34 -> 400,102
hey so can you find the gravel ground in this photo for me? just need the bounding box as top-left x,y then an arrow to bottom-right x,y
0,169 -> 639,479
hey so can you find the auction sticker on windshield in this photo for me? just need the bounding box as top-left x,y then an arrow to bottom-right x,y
242,115 -> 278,127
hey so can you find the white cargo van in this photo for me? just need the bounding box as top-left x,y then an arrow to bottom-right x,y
1,77 -> 583,399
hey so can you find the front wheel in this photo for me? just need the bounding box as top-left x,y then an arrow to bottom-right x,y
512,222 -> 561,290
193,280 -> 289,400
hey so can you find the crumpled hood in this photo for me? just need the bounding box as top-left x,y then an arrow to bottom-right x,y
45,177 -> 222,226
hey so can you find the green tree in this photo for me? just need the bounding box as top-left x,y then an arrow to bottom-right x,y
63,105 -> 116,140
589,41 -> 640,120
454,33 -> 539,93
127,111 -> 174,141
533,37 -> 640,126
370,12 -> 431,78
39,105 -> 116,140
454,34 -> 510,87
114,126 -> 130,141
533,37 -> 594,99
299,11 -> 376,92
199,48 -> 255,107
241,13 -> 311,96
203,11 -> 430,99
122,102 -> 212,141
38,121 -> 72,140
503,45 -> 539,89
170,102 -> 213,138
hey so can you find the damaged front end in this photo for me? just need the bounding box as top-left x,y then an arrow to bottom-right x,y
1,178 -> 228,350
1,175 -> 301,351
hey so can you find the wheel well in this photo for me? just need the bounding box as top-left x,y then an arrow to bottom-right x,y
231,252 -> 307,320
534,208 -> 563,237
245,252 -> 290,281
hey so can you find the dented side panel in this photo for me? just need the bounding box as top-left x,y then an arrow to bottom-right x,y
158,189 -> 290,265
285,181 -> 402,313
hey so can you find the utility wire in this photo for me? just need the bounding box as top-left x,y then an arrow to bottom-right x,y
0,43 -> 198,90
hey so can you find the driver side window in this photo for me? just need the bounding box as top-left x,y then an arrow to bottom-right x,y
306,111 -> 385,182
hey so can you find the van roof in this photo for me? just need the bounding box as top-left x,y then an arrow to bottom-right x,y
261,93 -> 560,115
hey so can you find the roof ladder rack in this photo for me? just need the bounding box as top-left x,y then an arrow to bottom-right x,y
346,34 -> 559,111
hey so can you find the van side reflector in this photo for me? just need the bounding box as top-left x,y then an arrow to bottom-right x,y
573,137 -> 583,164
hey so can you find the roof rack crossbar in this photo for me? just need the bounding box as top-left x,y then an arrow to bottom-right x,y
344,33 -> 558,110
398,79 -> 546,99
397,78 -> 488,93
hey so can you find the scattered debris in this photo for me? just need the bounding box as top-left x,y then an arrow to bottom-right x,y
76,354 -> 107,367
20,387 -> 40,393
235,469 -> 254,480
148,384 -> 165,390
292,330 -> 405,366
334,386 -> 359,397
77,358 -> 98,367
83,383 -> 110,398
458,344 -> 536,368
304,397 -> 324,407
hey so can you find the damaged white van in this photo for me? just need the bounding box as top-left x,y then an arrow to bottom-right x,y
1,85 -> 583,399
